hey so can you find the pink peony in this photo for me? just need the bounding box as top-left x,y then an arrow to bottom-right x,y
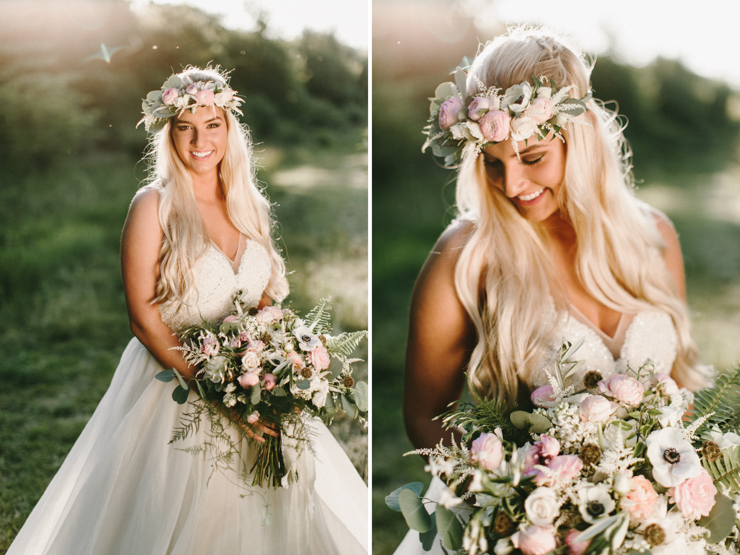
467,96 -> 490,121
438,97 -> 463,130
470,430 -> 504,471
534,455 -> 583,487
653,373 -> 679,396
623,475 -> 658,521
262,373 -> 277,391
531,384 -> 555,407
514,525 -> 557,555
669,468 -> 717,520
479,110 -> 511,142
201,335 -> 220,357
565,529 -> 590,555
238,372 -> 259,388
524,435 -> 560,474
309,345 -> 331,371
598,374 -> 644,406
526,97 -> 554,124
256,305 -> 284,324
580,395 -> 618,423
162,88 -> 179,105
195,89 -> 214,106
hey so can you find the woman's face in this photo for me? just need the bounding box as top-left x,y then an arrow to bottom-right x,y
483,134 -> 566,222
170,106 -> 228,178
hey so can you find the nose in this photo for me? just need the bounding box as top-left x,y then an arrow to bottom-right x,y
501,163 -> 528,198
190,127 -> 204,147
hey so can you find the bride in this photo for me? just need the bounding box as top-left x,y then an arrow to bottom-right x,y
396,27 -> 707,553
8,66 -> 367,555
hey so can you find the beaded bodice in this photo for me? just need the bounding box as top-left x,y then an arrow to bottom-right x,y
526,309 -> 678,390
159,239 -> 271,332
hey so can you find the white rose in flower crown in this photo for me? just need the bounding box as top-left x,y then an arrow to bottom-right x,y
502,82 -> 532,113
510,116 -> 539,142
646,427 -> 702,487
524,487 -> 560,526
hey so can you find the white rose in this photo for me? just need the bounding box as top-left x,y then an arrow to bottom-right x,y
242,351 -> 261,371
510,116 -> 539,142
524,487 -> 560,526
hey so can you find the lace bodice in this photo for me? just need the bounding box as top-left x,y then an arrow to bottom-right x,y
159,239 -> 271,331
526,309 -> 678,390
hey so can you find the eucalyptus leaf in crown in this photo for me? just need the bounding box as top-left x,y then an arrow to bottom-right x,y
422,59 -> 592,167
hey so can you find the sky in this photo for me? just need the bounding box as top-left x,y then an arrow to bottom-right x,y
131,0 -> 369,50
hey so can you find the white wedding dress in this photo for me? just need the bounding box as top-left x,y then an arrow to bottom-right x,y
8,239 -> 368,555
394,306 -> 678,555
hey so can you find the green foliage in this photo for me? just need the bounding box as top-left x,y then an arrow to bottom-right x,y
434,505 -> 463,551
688,364 -> 740,434
398,488 -> 431,533
385,481 -> 424,512
698,493 -> 736,543
304,297 -> 334,334
703,445 -> 740,495
327,330 -> 368,356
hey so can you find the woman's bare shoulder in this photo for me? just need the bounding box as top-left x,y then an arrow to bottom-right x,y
122,188 -> 162,243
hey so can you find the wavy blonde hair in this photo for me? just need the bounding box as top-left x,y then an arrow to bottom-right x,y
141,67 -> 289,306
452,27 -> 705,406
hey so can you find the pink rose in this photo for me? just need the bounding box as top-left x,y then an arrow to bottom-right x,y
195,89 -> 214,106
309,345 -> 331,371
241,351 -> 261,371
580,395 -> 618,423
238,372 -> 259,388
262,373 -> 277,391
565,529 -> 590,555
247,411 -> 259,424
470,431 -> 504,471
479,110 -> 510,142
513,525 -> 557,555
438,97 -> 463,130
185,84 -> 198,95
524,435 -> 560,474
669,468 -> 717,520
162,87 -> 179,105
201,335 -> 220,357
534,455 -> 583,487
288,351 -> 305,370
531,385 -> 555,407
598,374 -> 644,406
255,306 -> 284,324
653,373 -> 679,396
467,96 -> 490,121
623,475 -> 658,521
239,331 -> 251,343
510,116 -> 539,142
525,97 -> 554,124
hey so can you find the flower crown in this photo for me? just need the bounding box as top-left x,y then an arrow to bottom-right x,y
422,59 -> 592,167
138,68 -> 244,134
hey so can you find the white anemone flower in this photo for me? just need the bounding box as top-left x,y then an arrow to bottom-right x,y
578,485 -> 615,523
645,428 -> 701,487
292,325 -> 322,351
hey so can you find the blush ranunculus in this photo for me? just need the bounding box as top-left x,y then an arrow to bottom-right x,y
623,475 -> 658,521
438,97 -> 463,130
525,97 -> 554,124
195,89 -> 215,106
262,373 -> 277,391
201,335 -> 220,357
565,529 -> 590,555
531,384 -> 555,407
185,84 -> 198,95
513,525 -> 557,555
669,468 -> 717,520
653,373 -> 679,396
524,435 -> 560,474
467,96 -> 490,121
580,395 -> 618,423
256,305 -> 284,324
470,430 -> 504,471
598,374 -> 644,406
162,88 -> 179,105
309,345 -> 331,371
534,455 -> 583,486
479,110 -> 511,142
238,371 -> 259,388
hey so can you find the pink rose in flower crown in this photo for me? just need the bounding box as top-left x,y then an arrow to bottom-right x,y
580,395 -> 618,423
309,345 -> 331,371
565,529 -> 590,555
195,89 -> 215,106
162,88 -> 179,105
652,373 -> 679,396
255,306 -> 283,324
201,335 -> 220,357
623,475 -> 658,521
525,97 -> 554,124
438,97 -> 463,130
512,525 -> 557,555
531,384 -> 555,407
598,374 -> 644,406
534,455 -> 583,487
262,373 -> 277,391
467,97 -> 490,121
479,110 -> 511,142
238,371 -> 259,388
242,351 -> 261,371
185,84 -> 198,95
470,429 -> 504,471
524,435 -> 560,474
668,468 -> 717,519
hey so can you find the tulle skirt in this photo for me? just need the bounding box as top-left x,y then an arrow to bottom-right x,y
8,338 -> 367,555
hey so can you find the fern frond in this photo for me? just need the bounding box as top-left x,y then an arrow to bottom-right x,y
327,330 -> 368,356
689,364 -> 740,433
704,445 -> 740,494
305,298 -> 333,334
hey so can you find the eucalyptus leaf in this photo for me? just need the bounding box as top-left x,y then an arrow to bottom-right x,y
196,381 -> 206,398
528,413 -> 552,434
563,337 -> 585,361
398,489 -> 431,533
385,481 -> 425,512
297,379 -> 311,390
341,394 -> 358,418
173,368 -> 189,391
628,550 -> 652,555
354,381 -> 368,412
434,82 -> 457,104
324,393 -> 335,412
146,90 -> 161,102
162,75 -> 182,89
698,493 -> 735,543
172,384 -> 189,404
419,512 -> 438,551
155,369 -> 175,382
272,387 -> 287,397
434,504 -> 463,550
454,68 -> 467,99
251,386 -> 261,405
575,513 -> 621,543
510,410 -> 531,429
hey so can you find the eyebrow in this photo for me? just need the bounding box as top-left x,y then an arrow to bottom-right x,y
483,144 -> 546,161
176,116 -> 223,125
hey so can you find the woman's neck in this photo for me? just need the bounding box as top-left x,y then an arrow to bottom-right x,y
538,210 -> 576,247
190,169 -> 223,202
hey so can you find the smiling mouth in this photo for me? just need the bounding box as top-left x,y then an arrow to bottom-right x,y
190,150 -> 214,159
517,189 -> 545,202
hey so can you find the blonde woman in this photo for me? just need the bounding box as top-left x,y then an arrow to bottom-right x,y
8,67 -> 367,555
397,27 -> 707,553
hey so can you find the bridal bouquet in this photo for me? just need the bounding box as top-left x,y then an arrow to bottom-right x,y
156,292 -> 368,489
387,340 -> 740,554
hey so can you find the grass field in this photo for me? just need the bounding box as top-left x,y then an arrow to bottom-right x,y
0,133 -> 368,553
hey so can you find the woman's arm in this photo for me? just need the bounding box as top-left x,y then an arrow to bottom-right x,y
120,189 -> 196,379
403,222 -> 478,451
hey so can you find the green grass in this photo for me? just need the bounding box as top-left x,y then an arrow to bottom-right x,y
0,133 -> 368,553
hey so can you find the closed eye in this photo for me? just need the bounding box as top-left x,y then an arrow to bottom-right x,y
522,155 -> 544,166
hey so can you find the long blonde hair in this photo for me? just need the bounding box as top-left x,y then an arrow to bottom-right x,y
141,67 -> 289,305
452,27 -> 705,405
